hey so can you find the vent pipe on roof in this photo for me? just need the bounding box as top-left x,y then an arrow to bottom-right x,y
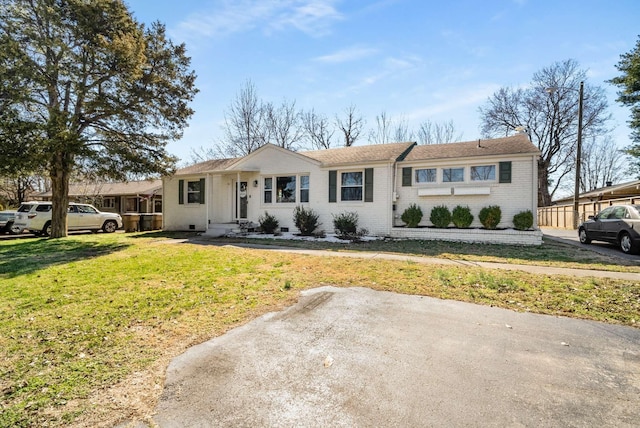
477,139 -> 482,148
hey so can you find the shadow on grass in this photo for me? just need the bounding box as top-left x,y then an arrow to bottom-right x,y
0,237 -> 130,278
205,235 -> 636,267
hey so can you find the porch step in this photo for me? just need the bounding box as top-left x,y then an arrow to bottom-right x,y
204,223 -> 235,237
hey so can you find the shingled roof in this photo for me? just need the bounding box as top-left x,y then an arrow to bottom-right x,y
174,157 -> 240,175
38,179 -> 162,197
402,134 -> 539,162
302,141 -> 416,167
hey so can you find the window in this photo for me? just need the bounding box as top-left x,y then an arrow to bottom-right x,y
415,168 -> 437,184
264,178 -> 273,203
442,167 -> 464,182
125,197 -> 138,212
471,165 -> 496,181
99,197 -> 115,209
187,180 -> 201,204
154,198 -> 162,213
341,171 -> 363,201
276,176 -> 296,203
300,175 -> 309,203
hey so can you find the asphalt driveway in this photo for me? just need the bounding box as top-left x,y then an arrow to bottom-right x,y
152,286 -> 640,427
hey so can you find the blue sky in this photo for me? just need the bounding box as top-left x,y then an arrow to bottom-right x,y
125,0 -> 639,164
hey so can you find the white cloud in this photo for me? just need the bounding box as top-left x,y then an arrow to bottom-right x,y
172,0 -> 342,41
313,46 -> 378,63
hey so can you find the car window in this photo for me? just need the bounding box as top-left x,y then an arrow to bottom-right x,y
35,205 -> 52,212
17,204 -> 34,213
68,205 -> 78,213
631,206 -> 640,215
77,205 -> 97,214
612,207 -> 626,219
598,207 -> 614,219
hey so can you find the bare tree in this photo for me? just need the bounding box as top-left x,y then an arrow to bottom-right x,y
392,116 -> 414,142
335,104 -> 365,147
264,99 -> 304,151
369,111 -> 392,144
479,59 -> 610,206
580,136 -> 628,191
416,120 -> 462,144
302,109 -> 335,149
219,80 -> 267,157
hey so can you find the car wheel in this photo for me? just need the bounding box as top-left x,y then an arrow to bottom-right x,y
43,222 -> 52,237
619,232 -> 637,255
9,225 -> 22,235
578,228 -> 591,244
102,220 -> 118,233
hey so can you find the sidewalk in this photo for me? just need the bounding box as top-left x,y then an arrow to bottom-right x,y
187,235 -> 640,281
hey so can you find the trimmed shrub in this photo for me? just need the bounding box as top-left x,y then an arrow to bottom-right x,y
333,211 -> 359,238
513,210 -> 534,230
401,203 -> 423,227
452,205 -> 474,228
293,205 -> 321,236
479,205 -> 502,229
430,205 -> 452,228
258,211 -> 279,234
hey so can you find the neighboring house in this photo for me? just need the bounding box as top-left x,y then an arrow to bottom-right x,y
163,134 -> 542,244
538,180 -> 640,228
36,180 -> 163,214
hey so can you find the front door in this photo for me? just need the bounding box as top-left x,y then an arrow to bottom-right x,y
236,181 -> 248,220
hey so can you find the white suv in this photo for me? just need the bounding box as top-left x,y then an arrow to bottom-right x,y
14,201 -> 123,236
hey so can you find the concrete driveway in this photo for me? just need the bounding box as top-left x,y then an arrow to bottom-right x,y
152,286 -> 640,427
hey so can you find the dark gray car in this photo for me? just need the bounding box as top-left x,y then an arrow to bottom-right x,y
0,210 -> 18,234
578,204 -> 640,254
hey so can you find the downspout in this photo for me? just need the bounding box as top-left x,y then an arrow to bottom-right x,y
533,155 -> 538,229
205,172 -> 210,229
236,171 -> 241,222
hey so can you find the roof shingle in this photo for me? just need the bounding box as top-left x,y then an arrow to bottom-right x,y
402,134 -> 539,162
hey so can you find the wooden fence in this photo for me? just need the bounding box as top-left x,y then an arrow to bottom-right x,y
537,196 -> 639,229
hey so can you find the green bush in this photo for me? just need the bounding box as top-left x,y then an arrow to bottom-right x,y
333,211 -> 359,238
258,211 -> 279,234
452,205 -> 474,228
479,205 -> 502,229
513,210 -> 534,230
429,205 -> 452,228
401,203 -> 423,227
293,205 -> 321,236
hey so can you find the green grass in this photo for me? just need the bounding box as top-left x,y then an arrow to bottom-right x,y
0,232 -> 638,427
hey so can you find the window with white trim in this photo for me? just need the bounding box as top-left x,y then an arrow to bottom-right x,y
187,180 -> 201,204
471,165 -> 496,181
300,175 -> 309,203
442,167 -> 464,183
341,171 -> 363,201
276,176 -> 296,203
415,168 -> 436,184
264,178 -> 273,203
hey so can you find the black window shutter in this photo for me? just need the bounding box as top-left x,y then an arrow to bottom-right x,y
499,162 -> 512,183
364,168 -> 374,202
178,179 -> 184,204
329,170 -> 337,202
199,178 -> 205,204
402,167 -> 412,187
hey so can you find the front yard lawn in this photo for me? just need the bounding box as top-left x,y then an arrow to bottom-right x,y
0,232 -> 638,427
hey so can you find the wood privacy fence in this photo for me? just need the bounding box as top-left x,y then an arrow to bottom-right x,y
537,196 -> 640,229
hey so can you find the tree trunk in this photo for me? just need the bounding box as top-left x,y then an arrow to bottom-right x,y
537,162 -> 552,207
49,152 -> 71,238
